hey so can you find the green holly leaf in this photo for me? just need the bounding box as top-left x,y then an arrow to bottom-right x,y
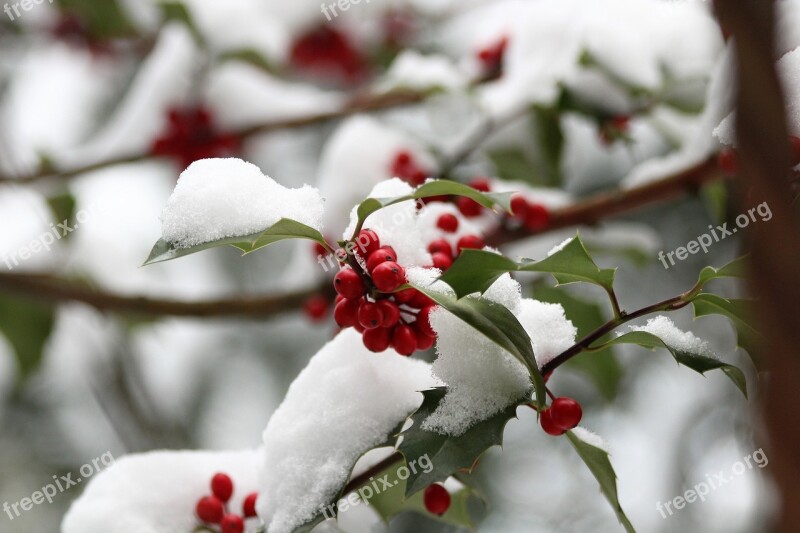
530,104 -> 564,188
397,388 -> 521,497
411,286 -> 546,408
487,148 -> 540,185
355,180 -> 514,230
0,295 -> 55,383
692,294 -> 762,365
566,429 -> 635,533
697,256 -> 748,288
518,235 -> 616,291
357,458 -> 481,527
601,331 -> 747,397
437,249 -> 519,299
143,218 -> 328,265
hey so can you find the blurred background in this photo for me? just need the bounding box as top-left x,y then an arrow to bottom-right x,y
0,0 -> 786,531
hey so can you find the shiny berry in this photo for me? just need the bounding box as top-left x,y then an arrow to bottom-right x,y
416,305 -> 437,337
220,513 -> 245,533
243,492 -> 258,518
357,229 -> 381,257
431,252 -> 452,271
423,484 -> 451,516
523,204 -> 550,232
372,261 -> 406,292
392,324 -> 417,356
427,238 -> 453,257
366,246 -> 397,273
409,290 -> 434,309
469,177 -> 491,192
540,408 -> 566,436
393,288 -> 415,304
550,397 -> 582,430
457,235 -> 485,253
363,327 -> 391,352
510,194 -> 529,218
436,213 -> 459,233
456,196 -> 483,217
413,324 -> 436,350
334,268 -> 366,299
196,496 -> 224,524
358,301 -> 384,329
211,473 -> 234,502
334,297 -> 361,327
718,148 -> 740,176
377,300 -> 400,327
303,295 -> 329,321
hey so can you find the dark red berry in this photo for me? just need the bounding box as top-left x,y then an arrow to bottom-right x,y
220,513 -> 245,533
457,235 -> 485,253
357,229 -> 381,257
413,324 -> 436,350
436,213 -> 459,233
523,204 -> 550,232
366,246 -> 397,273
358,301 -> 384,330
416,305 -> 437,337
303,295 -> 329,321
550,397 -> 582,430
718,148 -> 739,176
423,484 -> 451,516
431,252 -> 452,271
334,268 -> 366,299
393,288 -> 416,304
391,150 -> 428,186
334,297 -> 361,328
427,238 -> 453,258
510,194 -> 529,219
476,36 -> 508,80
469,177 -> 491,192
540,408 -> 566,436
409,290 -> 435,309
290,25 -> 367,84
211,473 -> 234,503
363,327 -> 391,352
456,196 -> 483,217
377,300 -> 400,327
243,492 -> 258,518
392,324 -> 417,356
372,261 -> 406,292
313,242 -> 327,258
196,496 -> 224,524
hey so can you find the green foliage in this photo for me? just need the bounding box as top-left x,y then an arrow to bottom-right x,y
696,256 -> 748,288
46,191 -> 77,240
57,0 -> 136,40
0,295 -> 55,383
692,293 -> 762,364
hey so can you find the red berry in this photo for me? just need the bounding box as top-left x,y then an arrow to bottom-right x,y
220,513 -> 245,533
423,484 -> 451,516
377,300 -> 400,327
469,177 -> 491,192
523,204 -> 550,232
393,288 -> 415,303
457,235 -> 485,253
611,115 -> 630,131
392,324 -> 417,356
409,290 -> 435,309
366,246 -> 397,273
356,229 -> 381,257
334,297 -> 361,328
540,408 -> 566,436
416,305 -> 437,337
363,327 -> 391,352
510,194 -> 529,219
353,320 -> 366,333
334,268 -> 366,299
436,213 -> 459,233
790,136 -> 800,166
358,301 -> 384,330
456,196 -> 483,217
413,324 -> 436,350
718,148 -> 739,176
550,397 -> 582,430
427,238 -> 453,258
196,496 -> 224,524
243,492 -> 258,518
303,295 -> 329,321
372,261 -> 406,292
313,242 -> 327,258
211,473 -> 234,503
431,252 -> 452,271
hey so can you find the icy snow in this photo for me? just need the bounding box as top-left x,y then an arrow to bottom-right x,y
547,237 -> 573,257
257,329 -> 438,533
629,315 -> 712,357
377,51 -> 469,92
571,426 -> 609,453
160,158 -> 324,247
62,449 -> 262,533
516,299 -> 578,369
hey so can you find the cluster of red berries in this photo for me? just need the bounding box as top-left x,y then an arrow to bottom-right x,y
195,473 -> 257,533
539,397 -> 583,436
151,106 -> 240,169
718,136 -> 800,176
599,115 -> 631,145
391,151 -> 430,186
290,25 -> 368,84
423,483 -> 451,516
476,35 -> 509,81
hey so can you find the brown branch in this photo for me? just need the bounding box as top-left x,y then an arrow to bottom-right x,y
0,90 -> 427,186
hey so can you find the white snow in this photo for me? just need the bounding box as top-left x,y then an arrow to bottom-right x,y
516,299 -> 577,369
62,449 -> 262,533
257,329 -> 438,533
377,51 -> 469,92
629,315 -> 713,357
547,237 -> 573,257
160,158 -> 324,247
571,426 -> 609,453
